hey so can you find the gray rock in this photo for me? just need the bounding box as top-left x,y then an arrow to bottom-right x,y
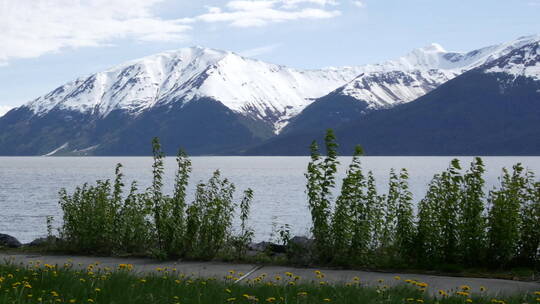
0,234 -> 22,248
248,241 -> 269,252
248,241 -> 286,254
289,236 -> 313,248
27,237 -> 58,247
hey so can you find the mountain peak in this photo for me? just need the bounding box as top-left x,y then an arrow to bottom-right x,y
419,43 -> 447,53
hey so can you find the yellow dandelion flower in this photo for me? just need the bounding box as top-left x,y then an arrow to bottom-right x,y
266,297 -> 276,302
394,276 -> 401,280
226,298 -> 236,302
466,299 -> 473,303
297,291 -> 308,297
323,299 -> 331,302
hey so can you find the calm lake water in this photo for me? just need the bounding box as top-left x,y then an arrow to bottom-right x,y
1,156 -> 540,243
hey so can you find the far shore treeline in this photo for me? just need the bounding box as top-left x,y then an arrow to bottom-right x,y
49,131 -> 540,270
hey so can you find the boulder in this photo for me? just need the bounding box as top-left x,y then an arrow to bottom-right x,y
289,236 -> 313,248
27,236 -> 59,247
248,241 -> 286,254
0,234 -> 22,248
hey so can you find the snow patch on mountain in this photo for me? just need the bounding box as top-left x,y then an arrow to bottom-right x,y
485,41 -> 540,80
340,70 -> 452,108
43,142 -> 69,156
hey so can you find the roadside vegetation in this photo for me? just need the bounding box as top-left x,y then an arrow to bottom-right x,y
305,130 -> 540,271
0,261 -> 538,304
4,130 -> 540,274
57,138 -> 254,261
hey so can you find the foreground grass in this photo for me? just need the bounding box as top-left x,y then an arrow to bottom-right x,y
0,262 -> 538,304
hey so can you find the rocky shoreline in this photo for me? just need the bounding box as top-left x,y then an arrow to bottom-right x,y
0,233 -> 313,258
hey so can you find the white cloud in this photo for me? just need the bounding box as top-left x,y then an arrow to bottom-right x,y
0,0 -> 192,65
0,106 -> 13,117
0,0 -> 347,65
196,0 -> 341,28
281,0 -> 339,8
352,1 -> 364,8
240,43 -> 282,57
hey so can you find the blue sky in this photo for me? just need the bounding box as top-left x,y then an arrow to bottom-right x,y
0,0 -> 539,114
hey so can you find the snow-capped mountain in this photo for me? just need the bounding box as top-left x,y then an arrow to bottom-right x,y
20,35 -> 540,134
247,39 -> 540,156
2,35 -> 540,156
333,35 -> 540,108
26,47 -> 362,132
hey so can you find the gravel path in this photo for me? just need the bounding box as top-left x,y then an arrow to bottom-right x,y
1,253 -> 538,296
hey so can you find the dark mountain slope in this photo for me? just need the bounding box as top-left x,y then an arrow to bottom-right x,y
280,93 -> 370,136
0,98 -> 274,156
245,71 -> 540,156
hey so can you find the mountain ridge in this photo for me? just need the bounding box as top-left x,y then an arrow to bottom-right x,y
1,35 -> 539,156
244,39 -> 540,156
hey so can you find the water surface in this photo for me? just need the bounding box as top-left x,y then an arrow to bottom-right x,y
1,156 -> 540,243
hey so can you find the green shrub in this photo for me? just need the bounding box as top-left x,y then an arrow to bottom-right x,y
58,138 -> 253,260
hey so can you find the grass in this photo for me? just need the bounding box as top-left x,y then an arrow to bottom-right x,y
0,261 -> 539,304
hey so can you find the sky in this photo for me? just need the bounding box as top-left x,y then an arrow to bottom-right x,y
1,0 -> 540,115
